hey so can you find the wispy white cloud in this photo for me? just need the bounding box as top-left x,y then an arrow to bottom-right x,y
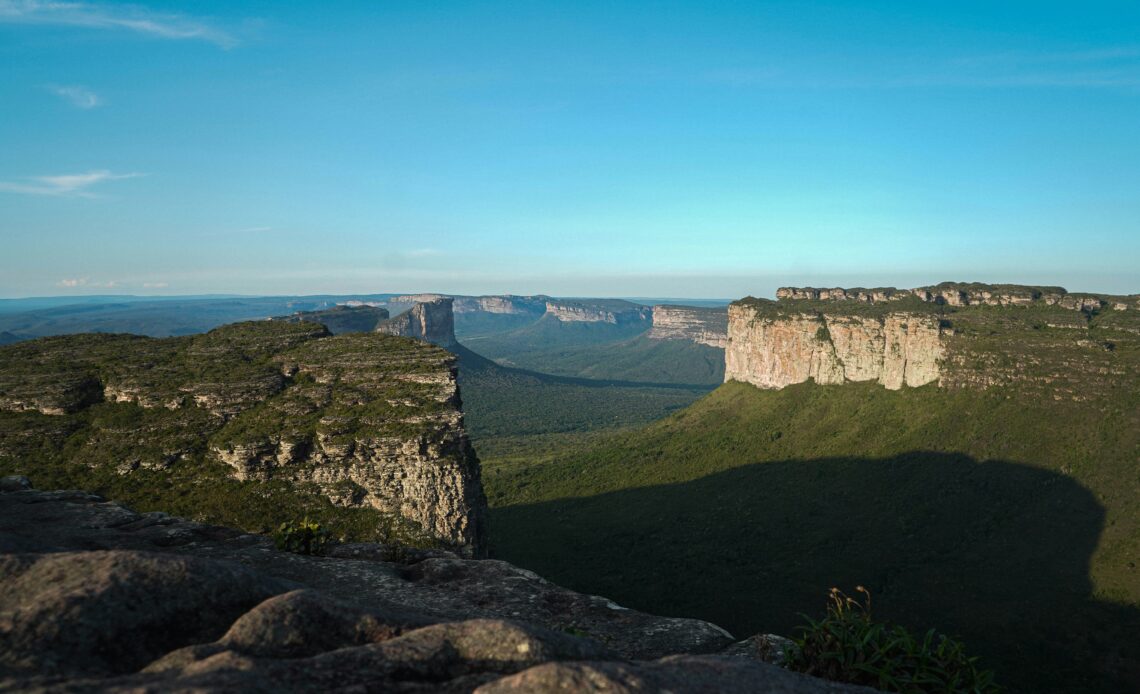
0,169 -> 144,197
142,281 -> 168,288
236,226 -> 273,233
57,277 -> 117,288
46,83 -> 101,108
0,0 -> 237,48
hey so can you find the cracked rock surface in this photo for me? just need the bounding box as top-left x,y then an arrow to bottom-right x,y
0,480 -> 875,692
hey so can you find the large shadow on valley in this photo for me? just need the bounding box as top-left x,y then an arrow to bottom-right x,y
490,452 -> 1140,693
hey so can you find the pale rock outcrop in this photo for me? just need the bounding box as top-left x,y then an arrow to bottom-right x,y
648,305 -> 729,348
452,295 -> 548,315
725,304 -> 944,390
376,297 -> 458,348
544,300 -> 652,325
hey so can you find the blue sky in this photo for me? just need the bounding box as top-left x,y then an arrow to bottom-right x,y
2,1 -> 1139,298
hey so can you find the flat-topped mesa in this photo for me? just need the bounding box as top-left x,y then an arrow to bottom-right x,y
376,298 -> 457,348
777,282 -> 1138,312
544,299 -> 652,325
726,301 -> 943,390
452,295 -> 548,315
648,305 -> 729,348
274,305 -> 390,334
0,322 -> 487,556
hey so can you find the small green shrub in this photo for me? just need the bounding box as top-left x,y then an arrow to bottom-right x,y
785,587 -> 1000,693
274,517 -> 330,555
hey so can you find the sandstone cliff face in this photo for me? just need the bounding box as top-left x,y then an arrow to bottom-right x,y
648,305 -> 729,348
0,322 -> 486,555
375,298 -> 458,348
724,304 -> 944,390
544,300 -> 652,325
453,295 -> 548,315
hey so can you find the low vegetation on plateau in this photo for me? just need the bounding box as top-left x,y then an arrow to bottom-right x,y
0,321 -> 468,548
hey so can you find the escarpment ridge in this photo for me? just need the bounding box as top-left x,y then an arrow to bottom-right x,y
727,282 -> 1140,397
776,282 -> 1138,311
543,298 -> 652,325
0,321 -> 486,554
648,305 -> 729,348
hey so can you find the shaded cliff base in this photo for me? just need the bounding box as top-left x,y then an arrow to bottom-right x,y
485,381 -> 1140,694
0,480 -> 871,693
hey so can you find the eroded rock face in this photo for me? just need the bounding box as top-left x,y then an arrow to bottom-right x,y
0,322 -> 487,556
0,485 -> 867,693
376,297 -> 458,347
648,305 -> 729,348
724,305 -> 944,390
452,296 -> 548,315
544,300 -> 652,325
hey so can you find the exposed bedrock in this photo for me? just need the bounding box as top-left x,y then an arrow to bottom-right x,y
725,305 -> 944,390
376,297 -> 458,348
0,484 -> 873,692
648,305 -> 728,348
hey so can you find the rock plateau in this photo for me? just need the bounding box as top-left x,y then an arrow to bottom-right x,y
0,321 -> 486,555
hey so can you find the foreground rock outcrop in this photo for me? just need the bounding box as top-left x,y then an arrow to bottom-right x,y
0,482 -> 872,693
0,321 -> 486,555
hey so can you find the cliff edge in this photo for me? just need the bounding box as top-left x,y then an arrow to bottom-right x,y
0,479 -> 873,693
726,283 -> 1139,396
0,321 -> 486,555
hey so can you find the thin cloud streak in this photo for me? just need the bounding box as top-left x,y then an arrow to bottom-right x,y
0,0 -> 237,48
46,83 -> 101,108
56,278 -> 117,288
0,170 -> 144,197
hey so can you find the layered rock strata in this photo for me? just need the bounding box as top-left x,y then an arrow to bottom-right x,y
725,304 -> 944,390
0,482 -> 872,692
648,305 -> 729,348
453,295 -> 548,315
544,300 -> 652,325
0,321 -> 486,555
376,297 -> 458,348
